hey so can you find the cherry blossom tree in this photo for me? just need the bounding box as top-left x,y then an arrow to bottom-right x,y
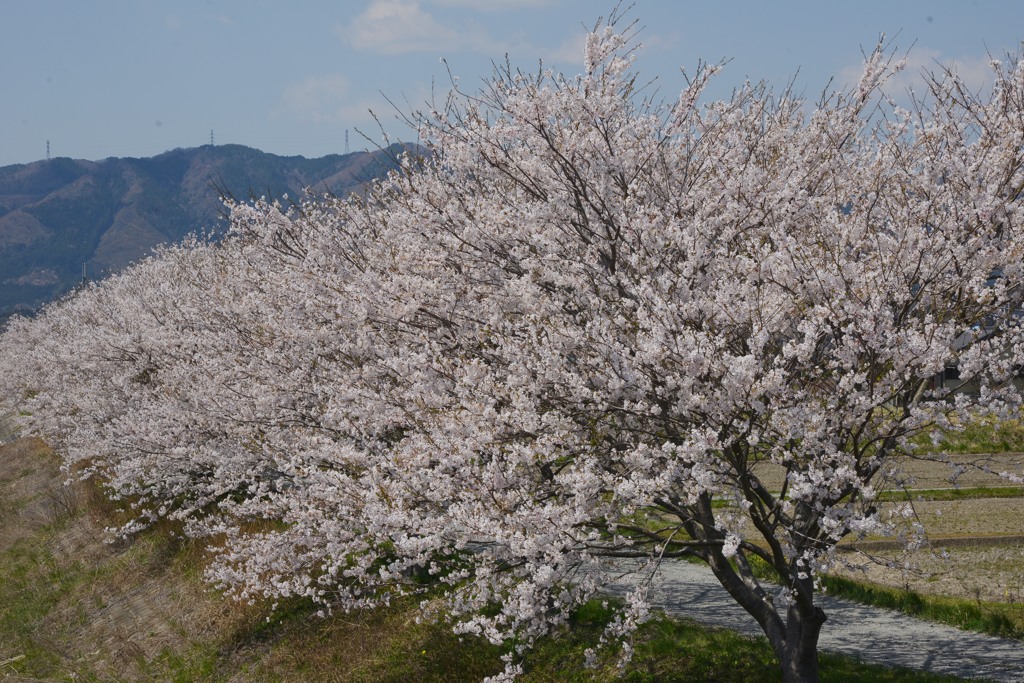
3,13 -> 1024,683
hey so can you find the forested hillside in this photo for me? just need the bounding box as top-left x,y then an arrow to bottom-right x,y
0,144 -> 404,320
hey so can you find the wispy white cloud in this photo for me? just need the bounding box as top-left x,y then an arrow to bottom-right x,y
538,32 -> 586,65
340,0 -> 584,63
277,75 -> 352,124
343,0 -> 462,55
275,72 -> 435,142
430,0 -> 553,10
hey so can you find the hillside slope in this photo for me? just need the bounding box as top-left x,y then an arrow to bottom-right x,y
2,437 -> 976,682
0,145 -> 402,321
0,436 -> 505,682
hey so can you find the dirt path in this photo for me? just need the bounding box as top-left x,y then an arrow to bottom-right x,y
606,560 -> 1024,682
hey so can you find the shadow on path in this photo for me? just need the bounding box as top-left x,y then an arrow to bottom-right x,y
605,560 -> 1023,682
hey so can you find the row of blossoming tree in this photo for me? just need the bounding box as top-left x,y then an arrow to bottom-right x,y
2,15 -> 1024,683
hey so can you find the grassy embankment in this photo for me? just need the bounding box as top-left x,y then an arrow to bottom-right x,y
0,436 -> 974,682
818,575 -> 1024,641
914,413 -> 1024,456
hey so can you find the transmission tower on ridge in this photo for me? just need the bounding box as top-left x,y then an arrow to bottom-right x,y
345,129 -> 349,155
210,129 -> 214,145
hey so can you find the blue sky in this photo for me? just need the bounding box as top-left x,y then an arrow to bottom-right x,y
2,0 -> 1023,167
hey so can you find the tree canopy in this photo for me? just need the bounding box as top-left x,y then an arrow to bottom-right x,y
2,14 -> 1023,683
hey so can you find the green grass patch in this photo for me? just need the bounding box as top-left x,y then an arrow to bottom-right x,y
144,643 -> 224,683
0,531 -> 89,677
517,598 -> 965,682
219,593 -> 504,683
235,595 -> 971,683
914,416 -> 1024,455
747,552 -> 1024,642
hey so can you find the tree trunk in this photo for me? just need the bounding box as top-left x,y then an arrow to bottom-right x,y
777,603 -> 827,683
697,517 -> 828,683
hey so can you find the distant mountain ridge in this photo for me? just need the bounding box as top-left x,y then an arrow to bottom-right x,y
0,144 -> 404,322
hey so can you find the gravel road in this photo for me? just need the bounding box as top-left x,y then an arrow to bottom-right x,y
606,560 -> 1024,682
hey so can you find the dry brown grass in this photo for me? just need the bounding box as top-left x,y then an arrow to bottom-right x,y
894,497 -> 1024,537
836,455 -> 1024,601
38,527 -> 248,679
751,452 -> 1024,493
0,437 -> 66,549
0,437 -> 256,681
0,437 -> 501,682
833,543 -> 1024,604
882,453 -> 1024,490
740,452 -> 1024,605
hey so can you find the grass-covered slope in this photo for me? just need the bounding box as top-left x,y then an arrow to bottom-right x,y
0,437 -> 976,682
